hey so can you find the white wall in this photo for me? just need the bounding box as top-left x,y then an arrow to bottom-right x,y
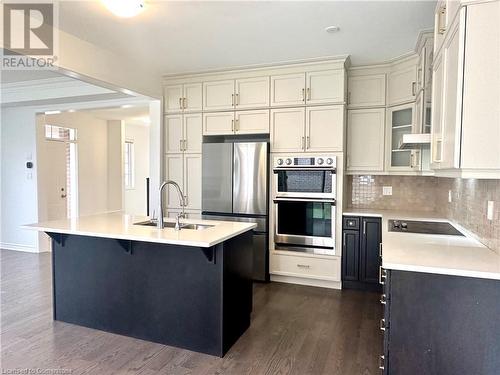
0,107 -> 40,252
107,120 -> 124,212
124,122 -> 150,216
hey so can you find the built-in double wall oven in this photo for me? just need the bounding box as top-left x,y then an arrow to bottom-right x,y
273,155 -> 337,255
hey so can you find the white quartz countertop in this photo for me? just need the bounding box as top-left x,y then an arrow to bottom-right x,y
24,212 -> 257,248
343,209 -> 500,280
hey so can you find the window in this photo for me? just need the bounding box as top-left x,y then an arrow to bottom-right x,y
124,140 -> 134,189
45,125 -> 77,141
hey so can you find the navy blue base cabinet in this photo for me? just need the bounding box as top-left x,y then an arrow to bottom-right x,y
342,216 -> 382,292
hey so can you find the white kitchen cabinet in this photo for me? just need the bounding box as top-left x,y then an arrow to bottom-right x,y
165,113 -> 202,154
165,154 -> 184,209
416,47 -> 426,93
164,83 -> 202,113
386,103 -> 420,172
203,80 -> 235,111
431,52 -> 444,167
434,0 -> 461,57
270,73 -> 306,107
164,114 -> 183,154
235,77 -> 270,109
183,113 -> 202,153
305,69 -> 344,105
387,63 -> 417,106
347,108 -> 385,172
440,15 -> 463,170
202,111 -> 234,135
164,153 -> 202,211
305,105 -> 344,152
348,74 -> 386,108
183,154 -> 202,210
270,108 -> 305,153
235,110 -> 269,134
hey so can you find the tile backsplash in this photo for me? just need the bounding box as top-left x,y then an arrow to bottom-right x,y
347,175 -> 500,253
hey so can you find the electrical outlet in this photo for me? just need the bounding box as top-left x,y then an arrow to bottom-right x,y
448,190 -> 452,203
383,186 -> 392,196
487,201 -> 494,221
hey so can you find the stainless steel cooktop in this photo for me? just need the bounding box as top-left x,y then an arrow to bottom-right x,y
388,219 -> 464,236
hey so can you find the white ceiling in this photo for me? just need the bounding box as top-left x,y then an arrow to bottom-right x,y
85,105 -> 150,124
59,1 -> 436,76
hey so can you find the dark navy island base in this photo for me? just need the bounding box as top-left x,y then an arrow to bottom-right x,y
48,231 -> 253,357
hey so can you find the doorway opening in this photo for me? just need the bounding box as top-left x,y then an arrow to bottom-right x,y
44,124 -> 79,219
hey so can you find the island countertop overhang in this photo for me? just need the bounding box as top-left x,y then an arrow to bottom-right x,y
24,212 -> 257,248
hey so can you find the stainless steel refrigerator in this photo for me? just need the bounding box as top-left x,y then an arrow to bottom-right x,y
202,142 -> 269,281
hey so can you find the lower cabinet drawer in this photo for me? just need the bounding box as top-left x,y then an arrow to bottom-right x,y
270,253 -> 339,281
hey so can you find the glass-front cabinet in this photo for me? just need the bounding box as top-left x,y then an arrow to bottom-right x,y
386,103 -> 421,172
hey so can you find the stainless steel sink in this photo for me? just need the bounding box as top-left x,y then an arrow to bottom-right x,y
134,220 -> 214,230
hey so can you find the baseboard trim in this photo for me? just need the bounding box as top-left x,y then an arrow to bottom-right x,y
271,274 -> 341,289
0,242 -> 45,253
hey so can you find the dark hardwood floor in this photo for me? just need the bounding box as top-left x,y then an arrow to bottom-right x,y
0,249 -> 382,374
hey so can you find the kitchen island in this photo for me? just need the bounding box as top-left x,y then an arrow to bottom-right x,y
25,212 -> 256,357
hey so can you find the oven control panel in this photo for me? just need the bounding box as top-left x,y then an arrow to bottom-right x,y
274,156 -> 336,168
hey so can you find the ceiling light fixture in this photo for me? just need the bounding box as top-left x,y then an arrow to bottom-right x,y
45,110 -> 61,115
101,0 -> 145,18
325,26 -> 340,33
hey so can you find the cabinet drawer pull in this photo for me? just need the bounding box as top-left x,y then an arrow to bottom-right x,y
306,87 -> 311,101
183,140 -> 187,151
379,267 -> 387,285
231,119 -> 234,132
301,136 -> 305,150
379,355 -> 385,370
179,97 -> 183,109
179,139 -> 183,151
306,136 -> 310,149
380,318 -> 386,331
236,93 -> 239,106
235,119 -> 239,132
379,243 -> 383,257
347,91 -> 351,105
438,6 -> 446,35
301,88 -> 305,102
380,294 -> 387,305
183,97 -> 187,109
412,81 -> 416,96
297,264 -> 311,269
231,93 -> 234,106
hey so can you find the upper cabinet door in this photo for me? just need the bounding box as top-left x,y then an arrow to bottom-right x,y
270,108 -> 305,153
431,53 -> 444,166
235,76 -> 270,109
183,83 -> 202,112
387,64 -> 417,106
270,73 -> 306,107
305,105 -> 344,152
203,80 -> 235,111
235,110 -> 270,135
203,112 -> 234,135
348,74 -> 386,108
347,108 -> 385,172
164,84 -> 183,113
183,154 -> 202,210
306,69 -> 344,105
164,114 -> 183,154
183,113 -> 202,153
416,47 -> 426,93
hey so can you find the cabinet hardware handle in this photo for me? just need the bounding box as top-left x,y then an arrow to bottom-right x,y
410,152 -> 414,168
363,220 -> 366,235
231,94 -> 234,106
297,264 -> 311,269
438,6 -> 446,35
61,194 -> 67,198
379,243 -> 383,257
179,97 -> 183,109
380,318 -> 386,331
231,119 -> 234,132
412,81 -> 416,96
380,294 -> 387,305
379,355 -> 385,370
306,136 -> 310,149
302,88 -> 305,102
183,140 -> 187,151
235,119 -> 239,131
301,136 -> 305,150
183,97 -> 187,109
179,139 -> 183,151
379,266 -> 387,285
343,232 -> 346,246
306,87 -> 311,101
236,93 -> 239,106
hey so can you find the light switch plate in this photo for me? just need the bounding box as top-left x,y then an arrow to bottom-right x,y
487,201 -> 494,221
383,186 -> 392,196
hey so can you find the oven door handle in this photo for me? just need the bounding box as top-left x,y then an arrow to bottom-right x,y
273,198 -> 336,205
273,168 -> 336,173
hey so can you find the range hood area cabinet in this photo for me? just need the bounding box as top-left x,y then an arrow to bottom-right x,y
431,1 -> 500,178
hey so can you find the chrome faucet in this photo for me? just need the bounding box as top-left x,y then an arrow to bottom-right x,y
158,180 -> 185,230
